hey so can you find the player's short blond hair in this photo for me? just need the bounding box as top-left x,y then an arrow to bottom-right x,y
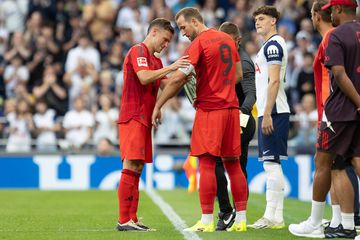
175,7 -> 204,23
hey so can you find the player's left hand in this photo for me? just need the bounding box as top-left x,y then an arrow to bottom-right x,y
152,106 -> 162,128
262,114 -> 274,135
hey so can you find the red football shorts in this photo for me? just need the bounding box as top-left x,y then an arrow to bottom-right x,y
118,120 -> 153,163
190,108 -> 241,158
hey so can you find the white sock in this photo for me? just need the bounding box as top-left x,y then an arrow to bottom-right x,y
341,212 -> 354,230
274,189 -> 284,223
201,214 -> 213,224
310,200 -> 325,227
235,210 -> 246,224
330,205 -> 341,228
263,162 -> 283,221
274,167 -> 285,223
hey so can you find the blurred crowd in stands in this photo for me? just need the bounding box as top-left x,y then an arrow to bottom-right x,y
0,0 -> 359,154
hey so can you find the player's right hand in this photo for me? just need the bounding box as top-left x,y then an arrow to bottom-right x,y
152,106 -> 162,129
170,55 -> 190,71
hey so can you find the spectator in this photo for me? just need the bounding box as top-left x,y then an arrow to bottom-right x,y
62,96 -> 95,150
116,0 -> 150,30
116,0 -> 150,43
83,0 -> 116,43
0,55 -> 5,99
295,52 -> 315,102
41,24 -> 60,57
6,99 -> 34,152
0,24 -> 9,56
63,59 -> 98,110
93,94 -> 118,144
97,26 -> 114,59
4,31 -> 31,62
65,32 -> 101,73
4,55 -> 29,98
32,65 -> 67,116
97,137 -> 114,155
97,70 -> 116,97
0,0 -> 29,33
289,93 -> 317,153
155,97 -> 190,144
291,30 -> 316,69
23,11 -> 43,47
27,34 -> 57,90
28,0 -> 56,23
201,0 -> 225,28
13,84 -> 35,107
148,0 -> 174,21
61,13 -> 84,53
33,100 -> 59,151
178,97 -> 196,135
102,40 -> 124,74
117,28 -> 134,50
275,0 -> 305,34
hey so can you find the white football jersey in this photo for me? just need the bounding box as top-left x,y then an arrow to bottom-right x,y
255,34 -> 290,117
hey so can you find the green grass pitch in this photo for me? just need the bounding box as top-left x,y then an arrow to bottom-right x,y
0,190 -> 333,240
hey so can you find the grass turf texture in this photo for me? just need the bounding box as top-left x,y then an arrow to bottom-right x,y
0,190 -> 332,240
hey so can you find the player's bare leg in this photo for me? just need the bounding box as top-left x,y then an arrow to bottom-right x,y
289,151 -> 335,238
329,169 -> 357,238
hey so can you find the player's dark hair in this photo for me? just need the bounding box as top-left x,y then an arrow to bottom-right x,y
253,5 -> 280,23
147,18 -> 175,35
219,22 -> 240,36
341,0 -> 357,15
312,0 -> 332,23
175,7 -> 204,23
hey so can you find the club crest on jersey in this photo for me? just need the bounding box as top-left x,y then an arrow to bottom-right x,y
137,57 -> 148,67
267,45 -> 279,58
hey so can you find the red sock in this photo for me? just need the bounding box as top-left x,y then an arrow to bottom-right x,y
118,169 -> 138,224
198,155 -> 216,214
130,173 -> 140,223
223,160 -> 247,211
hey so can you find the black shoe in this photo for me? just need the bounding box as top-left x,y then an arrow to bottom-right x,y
355,215 -> 360,227
116,220 -> 148,231
324,225 -> 338,235
216,210 -> 235,231
324,224 -> 357,238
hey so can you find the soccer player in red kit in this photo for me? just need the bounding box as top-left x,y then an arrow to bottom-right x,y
152,7 -> 248,232
311,0 -> 359,234
116,18 -> 190,231
289,0 -> 360,238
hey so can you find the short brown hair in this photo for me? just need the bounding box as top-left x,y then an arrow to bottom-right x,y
219,22 -> 240,36
312,0 -> 332,23
147,18 -> 175,35
175,7 -> 204,23
253,5 -> 280,23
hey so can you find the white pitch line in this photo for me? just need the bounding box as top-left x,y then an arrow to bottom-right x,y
146,189 -> 202,240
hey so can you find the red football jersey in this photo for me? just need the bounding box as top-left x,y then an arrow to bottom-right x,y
185,29 -> 240,110
313,28 -> 334,123
119,42 -> 163,127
